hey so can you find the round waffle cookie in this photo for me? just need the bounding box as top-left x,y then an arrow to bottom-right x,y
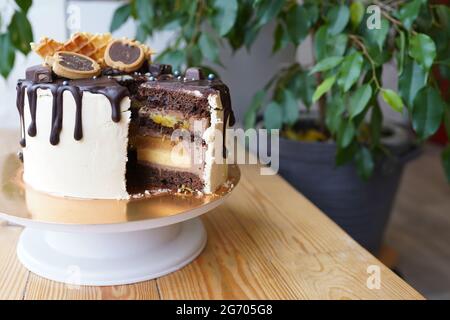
104,39 -> 146,72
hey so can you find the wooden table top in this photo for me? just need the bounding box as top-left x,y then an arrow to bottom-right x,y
0,130 -> 423,300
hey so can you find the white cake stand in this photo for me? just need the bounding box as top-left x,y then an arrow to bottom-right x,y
0,152 -> 240,286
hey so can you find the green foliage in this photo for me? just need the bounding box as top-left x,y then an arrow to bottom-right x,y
409,33 -> 436,70
263,102 -> 283,130
381,89 -> 404,113
312,76 -> 335,103
110,4 -> 132,33
0,0 -> 33,78
337,52 -> 363,92
350,1 -> 364,29
309,56 -> 343,75
0,34 -> 15,78
241,0 -> 449,181
412,87 -> 445,141
349,84 -> 372,118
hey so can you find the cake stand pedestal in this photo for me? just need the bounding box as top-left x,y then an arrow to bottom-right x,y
0,152 -> 240,286
16,219 -> 206,286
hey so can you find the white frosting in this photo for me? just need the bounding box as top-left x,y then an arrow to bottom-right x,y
203,94 -> 228,193
22,88 -> 131,199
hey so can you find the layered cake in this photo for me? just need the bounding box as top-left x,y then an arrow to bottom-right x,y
16,33 -> 234,199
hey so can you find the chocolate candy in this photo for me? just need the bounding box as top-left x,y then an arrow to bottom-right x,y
49,51 -> 101,79
185,67 -> 204,81
25,65 -> 53,83
104,39 -> 145,72
149,64 -> 172,77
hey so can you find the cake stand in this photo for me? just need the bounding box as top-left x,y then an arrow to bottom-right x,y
0,151 -> 240,286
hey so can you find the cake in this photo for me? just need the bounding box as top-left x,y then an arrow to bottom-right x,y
16,33 -> 235,200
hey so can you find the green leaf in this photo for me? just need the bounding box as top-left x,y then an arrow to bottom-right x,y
337,119 -> 355,148
312,76 -> 336,103
326,95 -> 345,134
8,10 -> 33,55
349,84 -> 373,118
0,33 -> 15,78
396,30 -> 406,76
281,90 -> 299,126
295,71 -> 315,108
135,23 -> 149,42
199,33 -> 220,64
15,0 -> 32,13
336,142 -> 358,166
367,18 -> 389,50
309,56 -> 343,75
244,24 -> 261,49
412,87 -> 445,140
272,23 -> 290,53
350,1 -> 364,29
337,52 -> 363,92
110,4 -> 131,32
329,34 -> 348,57
211,0 -> 238,36
355,146 -> 374,180
285,5 -> 309,45
244,90 -> 265,129
264,102 -> 283,130
327,5 -> 350,36
397,0 -> 424,30
314,26 -> 328,61
399,59 -> 427,110
409,33 -> 436,70
135,0 -> 154,30
370,104 -> 383,146
254,0 -> 285,29
381,89 -> 404,113
442,145 -> 450,183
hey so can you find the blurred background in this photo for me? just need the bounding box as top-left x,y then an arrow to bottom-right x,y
0,0 -> 449,299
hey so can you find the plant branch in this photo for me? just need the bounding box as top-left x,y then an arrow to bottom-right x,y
349,34 -> 381,90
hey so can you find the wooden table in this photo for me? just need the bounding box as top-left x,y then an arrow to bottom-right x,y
0,130 -> 423,300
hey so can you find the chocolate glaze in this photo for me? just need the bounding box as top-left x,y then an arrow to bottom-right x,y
16,76 -> 129,146
16,65 -> 235,158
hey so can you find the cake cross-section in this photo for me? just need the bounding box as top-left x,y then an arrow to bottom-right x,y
17,33 -> 234,200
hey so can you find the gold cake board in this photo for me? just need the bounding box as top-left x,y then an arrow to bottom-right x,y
0,141 -> 240,285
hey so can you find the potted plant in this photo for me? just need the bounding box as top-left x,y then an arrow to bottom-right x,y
241,0 -> 450,253
112,0 -> 450,253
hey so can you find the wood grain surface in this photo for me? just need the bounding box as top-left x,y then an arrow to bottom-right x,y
0,130 -> 423,300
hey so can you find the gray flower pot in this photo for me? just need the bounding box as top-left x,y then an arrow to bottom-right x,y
251,122 -> 420,254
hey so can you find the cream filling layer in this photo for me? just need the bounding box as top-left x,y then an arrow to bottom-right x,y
134,136 -> 204,174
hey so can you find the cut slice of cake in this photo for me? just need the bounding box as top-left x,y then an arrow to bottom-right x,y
16,34 -> 234,200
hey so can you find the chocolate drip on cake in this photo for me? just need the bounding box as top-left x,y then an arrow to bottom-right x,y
16,75 -> 129,146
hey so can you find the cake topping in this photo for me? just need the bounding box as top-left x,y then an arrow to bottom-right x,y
31,33 -> 112,66
185,67 -> 205,81
149,64 -> 172,77
47,51 -> 101,79
104,39 -> 145,72
25,65 -> 52,83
